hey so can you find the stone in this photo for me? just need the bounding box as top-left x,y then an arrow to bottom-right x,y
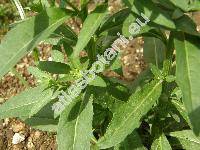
12,133 -> 25,145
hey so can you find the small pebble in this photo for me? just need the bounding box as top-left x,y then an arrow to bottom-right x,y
12,133 -> 25,145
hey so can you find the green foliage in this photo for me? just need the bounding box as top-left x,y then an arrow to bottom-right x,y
0,7 -> 71,78
114,130 -> 147,150
23,101 -> 59,132
0,84 -> 53,120
57,92 -> 93,150
0,0 -> 200,149
38,61 -> 71,74
97,80 -> 162,149
72,4 -> 108,67
151,132 -> 172,150
175,32 -> 200,136
143,37 -> 166,68
124,0 -> 176,29
169,130 -> 200,149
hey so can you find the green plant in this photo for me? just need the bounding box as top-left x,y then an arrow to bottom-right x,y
0,0 -> 200,149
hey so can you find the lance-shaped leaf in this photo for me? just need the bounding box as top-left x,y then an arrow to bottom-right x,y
114,130 -> 147,150
122,13 -> 152,37
51,50 -> 65,62
89,76 -> 107,87
169,130 -> 200,149
151,133 -> 172,150
169,0 -> 189,11
171,100 -> 192,127
57,93 -> 93,150
152,0 -> 177,10
23,102 -> 59,132
29,88 -> 54,117
0,8 -> 71,79
188,0 -> 200,11
72,5 -> 107,66
97,79 -> 162,149
0,84 -> 52,120
53,24 -> 77,46
175,15 -> 200,37
38,61 -> 71,74
143,37 -> 166,68
174,32 -> 200,136
124,0 -> 199,37
90,85 -> 127,115
28,66 -> 51,82
124,0 -> 176,29
98,8 -> 130,35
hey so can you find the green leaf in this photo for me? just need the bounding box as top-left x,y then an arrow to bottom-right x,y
165,75 -> 176,83
57,73 -> 75,82
151,133 -> 172,150
57,92 -> 93,150
122,13 -> 152,37
97,79 -> 162,149
38,61 -> 71,74
0,8 -> 71,79
129,68 -> 153,93
124,0 -> 176,29
171,100 -> 191,127
91,86 -> 127,113
28,66 -> 51,82
188,0 -> 200,11
152,0 -> 176,10
110,55 -> 121,70
172,9 -> 184,19
51,50 -> 65,62
143,37 -> 166,68
63,41 -> 74,61
23,102 -> 59,132
54,24 -> 77,46
0,84 -> 52,119
72,5 -> 108,67
29,88 -> 54,117
89,76 -> 107,87
175,15 -> 200,37
169,0 -> 189,11
109,54 -> 123,75
174,32 -> 200,136
98,93 -> 125,113
43,36 -> 62,45
169,130 -> 200,149
150,64 -> 163,79
114,130 -> 147,150
98,8 -> 130,35
92,103 -> 109,129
